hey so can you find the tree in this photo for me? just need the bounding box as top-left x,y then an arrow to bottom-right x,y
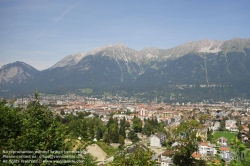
103,131 -> 111,144
199,114 -> 208,124
0,95 -> 97,166
197,136 -> 202,142
7,99 -> 69,152
119,135 -> 125,146
60,110 -> 65,115
142,122 -> 153,136
128,130 -> 139,143
119,117 -> 126,138
125,121 -> 130,129
172,120 -> 204,166
207,128 -> 213,142
132,116 -> 142,133
68,119 -> 88,139
111,146 -> 156,166
107,116 -> 114,128
88,120 -> 95,140
0,100 -> 22,150
157,121 -> 166,133
96,127 -> 103,140
110,123 -> 119,143
229,136 -> 246,165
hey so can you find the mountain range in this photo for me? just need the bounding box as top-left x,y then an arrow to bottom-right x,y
1,38 -> 250,102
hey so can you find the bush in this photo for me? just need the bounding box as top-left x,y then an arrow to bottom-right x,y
245,142 -> 250,148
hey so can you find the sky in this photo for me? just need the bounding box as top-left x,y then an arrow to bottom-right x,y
0,0 -> 250,70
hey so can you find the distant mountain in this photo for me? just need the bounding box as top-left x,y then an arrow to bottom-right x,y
51,52 -> 87,69
0,61 -> 39,84
1,38 -> 250,101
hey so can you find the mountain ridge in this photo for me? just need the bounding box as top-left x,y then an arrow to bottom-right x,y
50,38 -> 250,70
1,37 -> 250,101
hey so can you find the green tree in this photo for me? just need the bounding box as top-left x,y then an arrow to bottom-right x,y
111,146 -> 156,166
199,114 -> 209,124
0,95 -> 97,166
157,121 -> 166,133
172,120 -> 204,166
119,135 -> 125,146
128,130 -> 139,143
96,127 -> 103,140
132,116 -> 142,133
60,110 -> 65,115
119,117 -> 126,138
0,100 -> 22,147
125,121 -> 130,129
107,116 -> 114,128
142,122 -> 153,136
88,120 -> 95,140
207,128 -> 213,142
68,119 -> 88,139
103,131 -> 111,145
110,124 -> 119,143
229,137 -> 246,165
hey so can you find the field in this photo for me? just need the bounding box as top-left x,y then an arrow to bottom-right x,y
213,131 -> 237,143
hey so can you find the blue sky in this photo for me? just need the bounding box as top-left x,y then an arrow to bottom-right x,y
0,0 -> 250,70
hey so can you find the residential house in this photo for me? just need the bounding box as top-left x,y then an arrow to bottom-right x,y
165,118 -> 175,125
158,150 -> 174,166
213,122 -> 221,131
217,136 -> 228,146
219,147 -> 232,162
191,152 -> 202,160
198,142 -> 217,156
150,132 -> 167,147
225,120 -> 238,132
239,130 -> 249,143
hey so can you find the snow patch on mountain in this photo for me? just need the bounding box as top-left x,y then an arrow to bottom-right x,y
198,46 -> 221,53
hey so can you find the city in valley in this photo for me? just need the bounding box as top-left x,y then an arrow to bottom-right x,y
3,93 -> 250,165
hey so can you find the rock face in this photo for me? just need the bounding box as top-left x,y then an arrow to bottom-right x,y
1,38 -> 250,101
0,61 -> 39,84
51,52 -> 87,69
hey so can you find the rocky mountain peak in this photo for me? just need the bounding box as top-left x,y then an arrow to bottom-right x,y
220,38 -> 250,53
0,61 -> 38,84
51,52 -> 87,69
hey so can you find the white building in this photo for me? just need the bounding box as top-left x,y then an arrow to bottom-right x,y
213,122 -> 221,131
217,136 -> 228,146
150,132 -> 166,147
138,108 -> 148,116
158,150 -> 174,166
219,147 -> 232,162
198,142 -> 217,156
225,120 -> 238,132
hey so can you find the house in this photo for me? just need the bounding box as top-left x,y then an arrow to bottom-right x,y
219,147 -> 232,162
158,150 -> 174,166
150,132 -> 167,147
198,142 -> 217,156
217,136 -> 228,146
192,152 -> 202,159
165,118 -> 175,125
225,120 -> 238,132
213,122 -> 221,131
